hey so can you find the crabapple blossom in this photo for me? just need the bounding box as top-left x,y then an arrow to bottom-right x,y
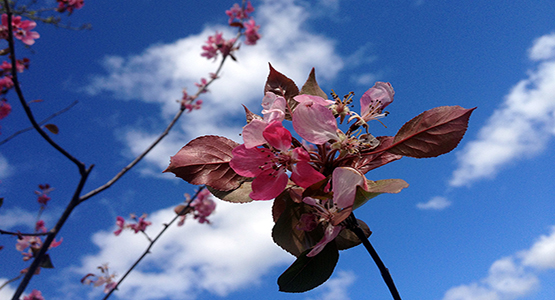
81,263 -> 117,294
0,99 -> 11,119
201,32 -> 237,60
56,0 -> 85,14
113,216 -> 125,236
225,1 -> 255,24
358,81 -> 395,123
23,289 -> 45,300
243,19 -> 261,45
231,121 -> 324,200
301,167 -> 368,257
292,94 -> 340,145
1,14 -> 40,46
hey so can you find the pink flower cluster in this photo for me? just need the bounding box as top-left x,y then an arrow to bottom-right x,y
229,82 -> 395,255
35,184 -> 54,206
201,1 -> 260,59
16,221 -> 63,263
23,289 -> 45,300
56,0 -> 84,14
81,263 -> 117,294
0,58 -> 29,94
113,213 -> 152,236
176,189 -> 216,226
0,14 -> 40,46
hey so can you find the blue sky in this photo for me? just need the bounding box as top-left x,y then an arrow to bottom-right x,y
1,0 -> 555,299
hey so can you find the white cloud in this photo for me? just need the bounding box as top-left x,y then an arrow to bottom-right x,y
443,226 -> 555,300
416,196 -> 451,210
307,270 -> 356,300
0,280 -> 17,299
73,200 -> 293,300
84,0 -> 344,172
529,33 -> 555,61
0,207 -> 36,229
0,153 -> 11,179
450,32 -> 555,187
520,226 -> 555,269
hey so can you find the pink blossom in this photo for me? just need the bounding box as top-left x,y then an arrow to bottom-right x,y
128,213 -> 152,233
231,121 -> 324,200
113,216 -> 125,236
201,32 -> 236,60
3,15 -> 40,46
35,184 -> 54,206
23,289 -> 44,300
292,95 -> 339,145
0,76 -> 14,92
241,92 -> 286,148
243,19 -> 261,45
35,220 -> 47,233
359,82 -> 394,122
302,167 -> 368,257
191,193 -> 216,224
0,99 -> 11,119
57,0 -> 85,14
81,264 -> 117,294
225,1 -> 255,24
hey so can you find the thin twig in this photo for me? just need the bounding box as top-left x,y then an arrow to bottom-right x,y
0,100 -> 78,146
102,186 -> 206,300
79,27 -> 244,203
346,213 -> 402,300
3,1 -> 86,174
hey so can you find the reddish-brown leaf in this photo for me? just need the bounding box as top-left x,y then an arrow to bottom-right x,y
44,124 -> 59,134
299,68 -> 328,100
164,135 -> 245,191
264,63 -> 299,101
387,106 -> 476,158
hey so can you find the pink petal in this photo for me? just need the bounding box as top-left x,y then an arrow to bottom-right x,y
306,224 -> 342,257
290,161 -> 325,188
360,82 -> 394,117
250,168 -> 289,200
332,167 -> 367,209
262,121 -> 291,152
242,119 -> 268,148
292,101 -> 338,145
261,93 -> 286,124
230,144 -> 274,177
294,94 -> 334,106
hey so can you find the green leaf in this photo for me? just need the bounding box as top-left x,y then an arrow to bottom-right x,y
300,68 -> 328,100
278,242 -> 339,293
353,179 -> 409,210
207,180 -> 254,203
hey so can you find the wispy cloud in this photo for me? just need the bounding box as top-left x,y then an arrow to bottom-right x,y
84,0 -> 345,172
0,207 -> 37,230
443,226 -> 555,300
450,32 -> 555,187
416,196 -> 451,210
72,200 -> 293,300
0,153 -> 11,179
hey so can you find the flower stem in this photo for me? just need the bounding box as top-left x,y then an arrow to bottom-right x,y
346,213 -> 402,300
